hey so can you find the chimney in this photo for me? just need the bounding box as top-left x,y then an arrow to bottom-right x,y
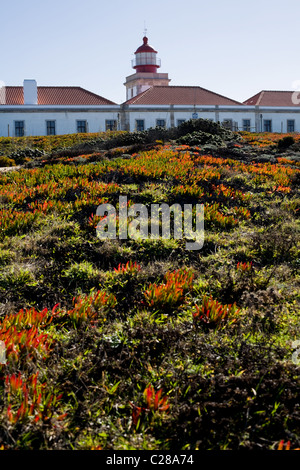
23,79 -> 38,105
0,80 -> 5,105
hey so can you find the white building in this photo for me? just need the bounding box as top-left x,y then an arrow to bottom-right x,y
0,81 -> 120,137
1,37 -> 300,137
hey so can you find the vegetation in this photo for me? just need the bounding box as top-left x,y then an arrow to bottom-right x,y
0,122 -> 299,450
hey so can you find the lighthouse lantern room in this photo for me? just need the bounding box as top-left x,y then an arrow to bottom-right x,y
132,36 -> 161,73
124,35 -> 170,100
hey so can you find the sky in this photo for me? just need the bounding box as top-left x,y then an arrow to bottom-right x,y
1,0 -> 300,104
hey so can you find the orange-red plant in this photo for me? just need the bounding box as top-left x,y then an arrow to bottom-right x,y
5,372 -> 66,424
143,385 -> 169,412
68,290 -> 116,326
129,384 -> 170,427
144,269 -> 194,311
193,295 -> 240,327
237,261 -> 253,271
114,260 -> 141,275
0,307 -> 53,362
277,440 -> 291,450
277,440 -> 300,450
1,307 -> 52,330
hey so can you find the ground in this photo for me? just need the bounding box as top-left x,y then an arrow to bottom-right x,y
0,124 -> 299,450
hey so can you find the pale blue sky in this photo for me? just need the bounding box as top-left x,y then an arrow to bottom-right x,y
1,0 -> 300,104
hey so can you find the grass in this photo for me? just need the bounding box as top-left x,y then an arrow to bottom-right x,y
0,128 -> 299,450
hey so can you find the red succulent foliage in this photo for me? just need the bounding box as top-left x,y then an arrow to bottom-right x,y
129,384 -> 170,428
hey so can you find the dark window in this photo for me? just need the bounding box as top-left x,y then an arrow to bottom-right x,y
243,119 -> 251,131
177,119 -> 185,126
156,119 -> 166,128
264,120 -> 272,132
105,120 -> 117,131
15,121 -> 24,137
136,119 -> 145,131
287,120 -> 295,132
46,120 -> 56,136
77,120 -> 87,133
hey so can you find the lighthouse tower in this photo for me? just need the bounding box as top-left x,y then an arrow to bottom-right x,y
124,35 -> 170,100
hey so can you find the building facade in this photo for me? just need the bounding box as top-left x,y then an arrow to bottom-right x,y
1,37 -> 300,137
0,81 -> 120,137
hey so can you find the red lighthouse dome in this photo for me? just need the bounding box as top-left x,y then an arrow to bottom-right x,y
132,36 -> 161,73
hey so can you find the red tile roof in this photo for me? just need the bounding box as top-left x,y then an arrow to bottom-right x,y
124,86 -> 243,106
1,86 -> 116,105
3,87 -> 23,105
244,90 -> 300,107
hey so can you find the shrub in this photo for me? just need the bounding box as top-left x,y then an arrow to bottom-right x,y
61,261 -> 100,290
0,266 -> 37,290
175,118 -> 234,140
103,131 -> 146,149
253,154 -> 276,163
278,136 -> 295,150
8,147 -> 45,164
177,131 -> 224,147
0,250 -> 16,265
0,156 -> 15,167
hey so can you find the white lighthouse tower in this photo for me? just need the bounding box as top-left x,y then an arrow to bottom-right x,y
124,35 -> 171,100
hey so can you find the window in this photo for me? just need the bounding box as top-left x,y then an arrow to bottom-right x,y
243,119 -> 251,132
77,120 -> 87,133
136,119 -> 145,131
263,120 -> 272,132
287,120 -> 295,132
46,120 -> 56,136
105,120 -> 117,131
135,52 -> 157,66
15,121 -> 24,137
177,119 -> 185,126
156,119 -> 166,128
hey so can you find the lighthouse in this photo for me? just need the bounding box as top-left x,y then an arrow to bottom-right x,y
124,35 -> 170,100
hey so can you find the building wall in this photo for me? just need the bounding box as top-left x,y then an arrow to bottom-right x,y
253,108 -> 300,133
126,106 -> 173,130
0,106 -> 120,137
1,104 -> 300,137
121,105 -> 300,133
122,105 -> 258,132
